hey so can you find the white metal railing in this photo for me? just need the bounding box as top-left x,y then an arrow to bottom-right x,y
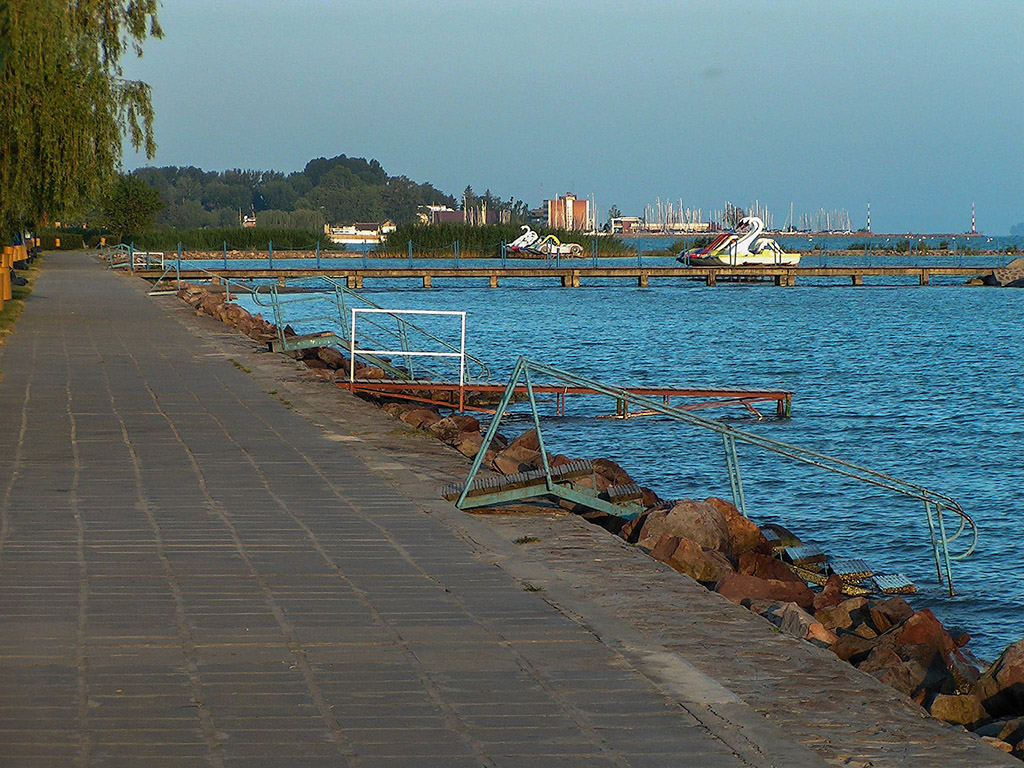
348,308 -> 467,394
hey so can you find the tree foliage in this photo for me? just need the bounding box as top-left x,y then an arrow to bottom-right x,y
134,154 -> 462,230
101,174 -> 163,237
0,0 -> 162,234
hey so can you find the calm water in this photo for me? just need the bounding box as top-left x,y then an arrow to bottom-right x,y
239,276 -> 1023,661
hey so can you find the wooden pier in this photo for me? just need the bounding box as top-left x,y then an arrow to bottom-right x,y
139,264 -> 995,288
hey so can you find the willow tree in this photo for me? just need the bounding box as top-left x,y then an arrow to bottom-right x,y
0,0 -> 161,234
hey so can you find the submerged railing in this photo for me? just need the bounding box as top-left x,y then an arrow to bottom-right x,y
456,357 -> 977,596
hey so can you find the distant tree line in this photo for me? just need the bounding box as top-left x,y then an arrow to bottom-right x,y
127,154 -> 530,236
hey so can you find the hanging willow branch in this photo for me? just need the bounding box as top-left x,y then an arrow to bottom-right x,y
0,0 -> 161,233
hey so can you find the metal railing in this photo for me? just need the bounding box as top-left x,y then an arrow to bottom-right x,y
349,308 -> 468,409
456,357 -> 978,595
248,277 -> 490,386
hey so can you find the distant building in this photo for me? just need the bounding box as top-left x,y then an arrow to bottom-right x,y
324,221 -> 395,245
611,217 -> 711,235
546,194 -> 592,231
418,204 -> 509,226
609,216 -> 643,234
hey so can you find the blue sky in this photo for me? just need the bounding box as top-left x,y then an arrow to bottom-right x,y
123,0 -> 1024,233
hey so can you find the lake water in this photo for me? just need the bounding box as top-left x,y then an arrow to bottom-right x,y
237,270 -> 1023,662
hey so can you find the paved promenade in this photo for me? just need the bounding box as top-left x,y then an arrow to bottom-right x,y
0,253 -> 1012,767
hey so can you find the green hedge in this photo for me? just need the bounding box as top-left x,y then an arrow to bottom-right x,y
36,228 -> 121,250
126,227 -> 328,251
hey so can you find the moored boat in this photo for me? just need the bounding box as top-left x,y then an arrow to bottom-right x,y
678,216 -> 800,266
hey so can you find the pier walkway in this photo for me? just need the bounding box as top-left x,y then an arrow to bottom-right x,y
138,263 -> 995,289
0,253 -> 1012,767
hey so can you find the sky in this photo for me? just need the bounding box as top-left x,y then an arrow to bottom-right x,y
123,0 -> 1024,234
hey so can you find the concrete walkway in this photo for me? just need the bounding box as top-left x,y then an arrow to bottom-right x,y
0,253 -> 1012,767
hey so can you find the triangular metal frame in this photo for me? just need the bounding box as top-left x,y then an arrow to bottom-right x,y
451,357 -> 976,595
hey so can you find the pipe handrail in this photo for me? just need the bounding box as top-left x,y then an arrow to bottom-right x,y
457,357 -> 977,595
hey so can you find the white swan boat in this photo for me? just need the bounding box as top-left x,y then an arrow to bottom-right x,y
678,216 -> 800,266
507,225 -> 584,257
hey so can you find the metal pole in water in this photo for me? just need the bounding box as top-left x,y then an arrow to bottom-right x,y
935,503 -> 956,595
268,241 -> 274,269
408,239 -> 413,264
316,240 -> 321,269
924,501 -> 944,584
501,241 -> 506,268
223,241 -> 228,269
454,240 -> 459,269
176,242 -> 182,289
362,242 -> 367,269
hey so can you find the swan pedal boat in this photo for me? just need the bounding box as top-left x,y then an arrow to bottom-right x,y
677,216 -> 801,267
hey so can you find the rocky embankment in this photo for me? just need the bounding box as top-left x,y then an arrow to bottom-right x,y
983,257 -> 1024,287
176,281 -> 1024,759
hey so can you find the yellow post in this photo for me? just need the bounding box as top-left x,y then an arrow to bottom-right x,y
1,246 -> 12,301
55,237 -> 61,248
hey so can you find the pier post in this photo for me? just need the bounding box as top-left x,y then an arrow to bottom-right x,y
638,272 -> 649,287
347,275 -> 363,289
277,276 -> 286,287
706,273 -> 716,286
919,270 -> 930,286
851,274 -> 863,286
489,275 -> 499,288
422,275 -> 432,289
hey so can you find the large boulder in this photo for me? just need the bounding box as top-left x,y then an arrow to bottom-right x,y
929,693 -> 989,729
991,257 -> 1024,287
736,552 -> 804,584
649,535 -> 735,584
428,415 -> 480,443
973,639 -> 1024,718
815,597 -> 870,632
715,573 -> 814,611
382,402 -> 416,418
637,499 -> 729,552
767,602 -> 837,646
813,574 -> 845,611
592,457 -> 633,485
868,596 -> 915,634
492,445 -> 544,474
975,715 -> 1024,745
834,630 -> 887,665
507,428 -> 540,452
399,408 -> 443,430
704,497 -> 770,557
317,346 -> 348,369
619,506 -> 666,544
453,431 -> 484,458
893,610 -> 980,698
